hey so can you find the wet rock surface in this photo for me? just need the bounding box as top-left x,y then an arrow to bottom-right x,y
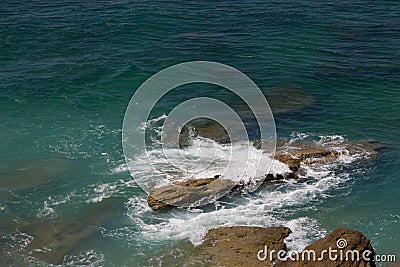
275,228 -> 376,267
274,139 -> 384,173
175,227 -> 376,267
147,178 -> 236,211
147,139 -> 385,210
188,226 -> 291,267
274,146 -> 340,172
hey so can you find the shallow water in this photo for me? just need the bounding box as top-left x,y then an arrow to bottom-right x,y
1,0 -> 399,266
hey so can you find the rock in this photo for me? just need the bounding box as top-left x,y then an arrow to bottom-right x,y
274,148 -> 340,171
275,228 -> 376,267
273,139 -> 385,174
147,173 -> 297,210
344,140 -> 386,157
144,227 -> 377,267
148,139 -> 386,210
266,172 -> 298,181
188,226 -> 291,267
272,142 -> 342,178
147,178 -> 236,211
274,154 -> 302,172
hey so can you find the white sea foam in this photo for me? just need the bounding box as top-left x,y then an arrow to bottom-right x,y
111,163 -> 128,174
37,200 -> 57,219
41,192 -> 77,209
62,249 -> 105,266
107,116 -> 376,256
5,232 -> 34,250
108,126 -> 374,253
124,194 -> 327,251
125,136 -> 290,192
86,183 -> 118,203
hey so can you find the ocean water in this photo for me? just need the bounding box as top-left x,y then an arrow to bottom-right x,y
1,0 -> 399,266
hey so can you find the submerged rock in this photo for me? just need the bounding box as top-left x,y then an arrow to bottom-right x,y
23,197 -> 123,265
267,84 -> 315,114
147,178 -> 236,211
275,228 -> 376,267
188,226 -> 291,267
0,250 -> 11,266
171,85 -> 315,147
0,158 -> 71,194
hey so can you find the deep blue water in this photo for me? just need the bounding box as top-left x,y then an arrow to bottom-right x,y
1,1 -> 399,266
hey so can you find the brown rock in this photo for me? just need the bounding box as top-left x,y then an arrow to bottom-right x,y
188,226 -> 292,267
273,139 -> 385,173
147,174 -> 296,211
276,228 -> 376,267
147,178 -> 236,211
266,172 -> 298,182
144,227 -> 378,267
274,154 -> 302,172
274,148 -> 340,171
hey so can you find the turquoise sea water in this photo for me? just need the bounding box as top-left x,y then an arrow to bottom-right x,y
1,1 -> 399,266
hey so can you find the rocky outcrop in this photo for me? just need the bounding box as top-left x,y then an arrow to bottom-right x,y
147,140 -> 385,210
188,226 -> 291,267
274,147 -> 340,172
179,227 -> 375,267
273,139 -> 384,173
147,178 -> 236,211
275,228 -> 376,267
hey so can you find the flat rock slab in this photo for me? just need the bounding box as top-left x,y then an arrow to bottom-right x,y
147,178 -> 236,211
